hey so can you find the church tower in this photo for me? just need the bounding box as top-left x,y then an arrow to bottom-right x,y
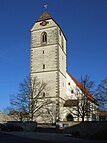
30,11 -> 66,123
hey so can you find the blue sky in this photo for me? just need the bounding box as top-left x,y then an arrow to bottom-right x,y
0,0 -> 107,111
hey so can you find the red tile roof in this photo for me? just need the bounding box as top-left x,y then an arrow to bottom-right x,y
98,111 -> 107,116
67,72 -> 98,105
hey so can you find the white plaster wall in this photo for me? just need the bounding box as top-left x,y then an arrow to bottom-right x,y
59,46 -> 66,76
31,45 -> 57,73
58,28 -> 66,54
31,19 -> 57,31
31,27 -> 58,47
66,73 -> 79,100
31,71 -> 57,98
59,72 -> 66,99
33,99 -> 57,123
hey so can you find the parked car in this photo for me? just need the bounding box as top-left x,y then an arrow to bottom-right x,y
0,123 -> 8,131
2,123 -> 23,131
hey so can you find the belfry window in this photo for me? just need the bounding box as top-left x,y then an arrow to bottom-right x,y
43,64 -> 45,69
41,32 -> 47,45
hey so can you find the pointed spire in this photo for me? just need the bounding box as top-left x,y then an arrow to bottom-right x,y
36,11 -> 52,22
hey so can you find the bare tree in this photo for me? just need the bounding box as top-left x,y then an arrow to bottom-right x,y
66,75 -> 97,121
29,76 -> 53,122
7,77 -> 29,121
7,76 -> 53,122
94,77 -> 107,110
78,75 -> 96,121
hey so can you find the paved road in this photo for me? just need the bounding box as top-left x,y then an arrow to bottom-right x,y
0,131 -> 107,143
1,131 -> 88,143
0,132 -> 57,143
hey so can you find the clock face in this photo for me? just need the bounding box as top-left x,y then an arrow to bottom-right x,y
40,20 -> 49,26
41,21 -> 47,26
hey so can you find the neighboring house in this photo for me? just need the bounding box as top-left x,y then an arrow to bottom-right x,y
0,112 -> 16,123
98,111 -> 107,121
30,11 -> 98,123
8,111 -> 29,121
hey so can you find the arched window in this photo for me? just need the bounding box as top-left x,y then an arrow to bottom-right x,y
41,32 -> 47,44
66,114 -> 74,121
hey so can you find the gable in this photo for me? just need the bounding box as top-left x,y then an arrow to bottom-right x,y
66,72 -> 98,105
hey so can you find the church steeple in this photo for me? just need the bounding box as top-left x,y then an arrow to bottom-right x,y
36,11 -> 52,22
30,10 -> 67,123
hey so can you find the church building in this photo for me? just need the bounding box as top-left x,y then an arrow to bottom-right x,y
30,11 -> 98,123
